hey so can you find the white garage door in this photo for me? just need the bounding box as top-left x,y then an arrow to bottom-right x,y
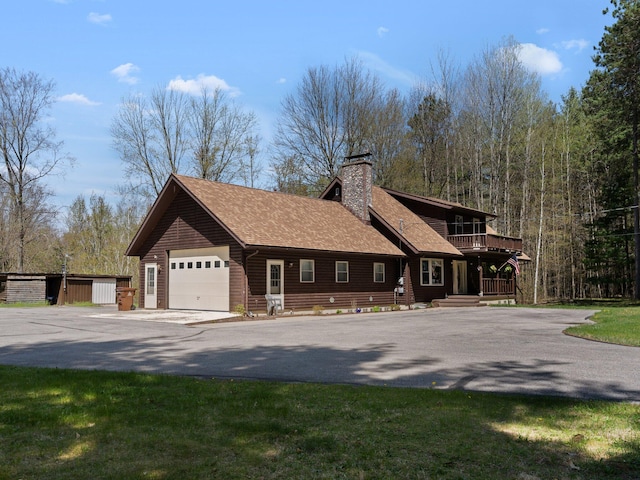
92,278 -> 116,304
169,247 -> 230,311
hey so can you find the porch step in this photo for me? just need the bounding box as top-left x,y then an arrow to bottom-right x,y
432,296 -> 486,308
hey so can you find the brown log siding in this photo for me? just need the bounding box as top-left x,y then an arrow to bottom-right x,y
135,189 -> 409,312
405,257 -> 451,304
246,251 -> 403,312
137,189 -> 244,310
4,276 -> 46,303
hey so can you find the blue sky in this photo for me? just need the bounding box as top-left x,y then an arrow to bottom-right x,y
2,0 -> 612,217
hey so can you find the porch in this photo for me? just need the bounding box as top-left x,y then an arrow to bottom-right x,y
432,293 -> 515,307
482,277 -> 515,296
447,233 -> 522,253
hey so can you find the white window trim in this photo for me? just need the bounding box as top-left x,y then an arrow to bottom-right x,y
454,215 -> 464,235
373,262 -> 385,283
300,259 -> 315,283
335,261 -> 349,283
473,217 -> 482,234
420,258 -> 444,286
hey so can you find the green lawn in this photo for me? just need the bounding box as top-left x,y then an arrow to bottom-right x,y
564,304 -> 640,347
0,366 -> 638,479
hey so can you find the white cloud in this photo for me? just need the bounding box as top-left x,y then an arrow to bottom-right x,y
57,93 -> 101,106
377,26 -> 389,38
276,78 -> 287,84
536,27 -> 550,35
517,43 -> 563,75
357,51 -> 417,86
88,12 -> 112,24
110,63 -> 140,85
561,39 -> 589,52
167,74 -> 241,97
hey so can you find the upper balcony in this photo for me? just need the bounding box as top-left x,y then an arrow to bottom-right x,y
446,233 -> 522,253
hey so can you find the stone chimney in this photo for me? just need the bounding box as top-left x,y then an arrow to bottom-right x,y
340,153 -> 373,224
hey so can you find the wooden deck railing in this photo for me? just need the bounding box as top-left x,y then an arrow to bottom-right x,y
482,278 -> 515,295
446,233 -> 522,252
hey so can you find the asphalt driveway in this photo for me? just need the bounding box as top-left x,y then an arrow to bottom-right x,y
1,305 -> 638,401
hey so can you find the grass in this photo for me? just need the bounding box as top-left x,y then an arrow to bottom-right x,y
0,301 -> 102,308
0,366 -> 638,479
0,301 -> 50,308
563,304 -> 640,347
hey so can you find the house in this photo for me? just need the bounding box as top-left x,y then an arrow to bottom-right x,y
320,156 -> 524,305
126,154 -> 523,312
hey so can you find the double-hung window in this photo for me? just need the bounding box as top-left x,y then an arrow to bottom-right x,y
300,259 -> 315,283
336,261 -> 349,283
373,262 -> 385,283
421,258 -> 444,286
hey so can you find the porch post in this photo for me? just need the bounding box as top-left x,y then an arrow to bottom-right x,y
403,261 -> 412,307
478,256 -> 483,296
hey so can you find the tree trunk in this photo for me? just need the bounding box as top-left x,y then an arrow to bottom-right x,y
534,143 -> 546,304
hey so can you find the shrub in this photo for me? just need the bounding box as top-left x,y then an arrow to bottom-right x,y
233,304 -> 246,316
312,305 -> 324,315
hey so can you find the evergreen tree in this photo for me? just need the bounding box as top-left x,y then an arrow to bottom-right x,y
584,0 -> 640,297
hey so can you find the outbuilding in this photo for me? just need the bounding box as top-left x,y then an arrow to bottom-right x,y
0,273 -> 132,305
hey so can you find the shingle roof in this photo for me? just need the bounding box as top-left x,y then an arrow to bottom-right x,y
382,186 -> 497,218
174,175 -> 404,257
370,187 -> 462,256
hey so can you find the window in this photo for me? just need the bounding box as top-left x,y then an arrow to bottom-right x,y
196,261 -> 202,268
336,261 -> 349,283
205,261 -> 211,268
146,266 -> 155,295
300,259 -> 315,282
179,262 -> 185,269
421,258 -> 444,286
224,260 -> 229,268
454,215 -> 464,235
374,262 -> 385,283
473,218 -> 482,234
187,262 -> 193,269
214,260 -> 221,268
171,262 -> 176,269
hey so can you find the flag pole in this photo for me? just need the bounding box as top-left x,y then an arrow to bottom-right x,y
497,259 -> 510,271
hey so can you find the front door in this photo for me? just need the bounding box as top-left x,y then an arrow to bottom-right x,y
266,260 -> 284,308
145,263 -> 158,309
453,260 -> 468,295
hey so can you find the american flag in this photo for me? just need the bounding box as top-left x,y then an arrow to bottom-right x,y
507,254 -> 520,275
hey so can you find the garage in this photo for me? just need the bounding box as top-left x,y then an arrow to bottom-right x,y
169,247 -> 230,311
92,278 -> 117,304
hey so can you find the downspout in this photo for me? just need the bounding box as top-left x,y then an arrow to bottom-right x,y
244,250 -> 259,313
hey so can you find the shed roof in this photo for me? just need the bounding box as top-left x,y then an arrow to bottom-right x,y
382,187 -> 497,219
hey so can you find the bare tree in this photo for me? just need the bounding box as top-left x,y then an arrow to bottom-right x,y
189,87 -> 258,183
407,88 -> 453,197
0,68 -> 71,272
111,86 -> 189,199
64,192 -> 142,277
239,134 -> 262,188
366,88 -> 408,188
460,37 -> 543,231
111,85 -> 260,197
272,57 -> 387,192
